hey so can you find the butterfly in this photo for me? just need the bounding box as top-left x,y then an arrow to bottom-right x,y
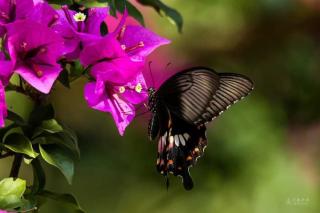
147,67 -> 254,190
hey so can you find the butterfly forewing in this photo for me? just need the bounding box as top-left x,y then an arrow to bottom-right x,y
195,73 -> 254,124
157,67 -> 220,124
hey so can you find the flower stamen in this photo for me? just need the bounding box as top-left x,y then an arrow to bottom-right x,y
121,45 -> 126,50
124,41 -> 144,52
118,25 -> 126,40
135,83 -> 142,93
48,14 -> 59,27
61,5 -> 77,30
73,12 -> 86,22
119,86 -> 126,93
32,64 -> 43,77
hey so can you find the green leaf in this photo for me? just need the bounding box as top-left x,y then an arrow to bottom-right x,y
23,157 -> 33,165
127,1 -> 145,26
6,110 -> 27,126
4,133 -> 38,158
6,91 -> 34,121
0,178 -> 26,209
2,126 -> 23,142
137,0 -> 183,32
33,134 -> 80,159
31,158 -> 46,194
32,119 -> 63,139
81,1 -> 107,8
58,125 -> 80,159
48,134 -> 80,159
38,190 -> 84,213
32,124 -> 80,159
29,104 -> 54,126
39,144 -> 74,184
0,124 -> 19,142
58,68 -> 70,89
115,0 -> 145,26
104,0 -> 116,16
41,119 -> 63,134
70,61 -> 84,77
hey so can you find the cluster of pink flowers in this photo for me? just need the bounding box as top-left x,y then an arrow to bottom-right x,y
0,0 -> 170,135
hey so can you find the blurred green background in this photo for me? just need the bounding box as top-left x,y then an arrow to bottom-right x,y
2,0 -> 320,212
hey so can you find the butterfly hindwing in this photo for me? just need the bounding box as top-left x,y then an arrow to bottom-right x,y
156,114 -> 207,190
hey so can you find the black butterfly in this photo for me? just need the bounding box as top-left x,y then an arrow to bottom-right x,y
147,67 -> 253,190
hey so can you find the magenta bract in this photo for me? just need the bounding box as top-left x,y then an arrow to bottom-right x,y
0,0 -> 34,36
84,72 -> 148,135
6,20 -> 64,94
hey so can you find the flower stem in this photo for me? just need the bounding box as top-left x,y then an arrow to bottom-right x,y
0,152 -> 13,159
10,154 -> 23,178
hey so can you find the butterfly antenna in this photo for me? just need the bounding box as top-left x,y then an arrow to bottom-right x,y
148,61 -> 155,88
135,110 -> 150,117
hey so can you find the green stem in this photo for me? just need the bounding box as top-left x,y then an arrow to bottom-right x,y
10,154 -> 23,178
0,152 -> 13,159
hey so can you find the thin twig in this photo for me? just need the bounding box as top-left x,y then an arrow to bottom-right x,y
9,154 -> 23,178
0,152 -> 13,159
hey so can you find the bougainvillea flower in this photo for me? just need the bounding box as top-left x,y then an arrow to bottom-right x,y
109,10 -> 170,62
6,20 -> 64,94
0,0 -> 34,36
0,210 -> 8,213
80,35 -> 144,84
28,2 -> 59,27
84,72 -> 148,135
0,52 -> 13,127
53,6 -> 109,59
80,9 -> 169,84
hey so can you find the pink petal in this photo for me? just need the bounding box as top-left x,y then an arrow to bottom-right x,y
110,93 -> 135,136
0,60 -> 13,86
53,9 -> 79,55
84,81 -> 105,107
79,36 -> 125,67
28,2 -> 58,27
90,58 -> 144,84
121,25 -> 171,60
6,20 -> 64,65
85,7 -> 109,35
15,0 -> 35,19
15,65 -> 61,94
0,52 -> 5,60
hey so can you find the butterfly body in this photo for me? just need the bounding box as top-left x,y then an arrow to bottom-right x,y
147,67 -> 253,190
